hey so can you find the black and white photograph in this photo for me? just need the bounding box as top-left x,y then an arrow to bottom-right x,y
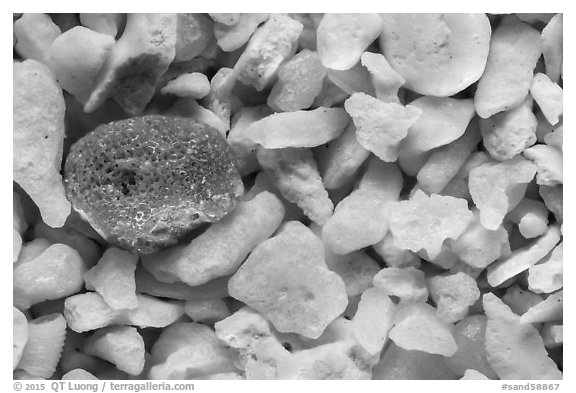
11,7 -> 565,386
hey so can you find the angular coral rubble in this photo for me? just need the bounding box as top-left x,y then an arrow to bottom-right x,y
13,12 -> 563,381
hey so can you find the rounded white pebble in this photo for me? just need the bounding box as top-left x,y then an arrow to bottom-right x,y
161,72 -> 211,99
379,13 -> 491,96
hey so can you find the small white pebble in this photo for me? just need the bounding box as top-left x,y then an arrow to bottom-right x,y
503,285 -> 544,315
528,243 -> 563,294
14,13 -> 61,66
17,314 -> 67,379
317,13 -> 382,70
507,198 -> 549,239
530,73 -> 563,125
428,272 -> 480,323
360,51 -> 405,103
84,247 -> 138,310
483,293 -> 561,379
523,144 -> 563,187
387,190 -> 474,259
62,368 -> 99,380
184,298 -> 230,324
79,13 -> 124,37
487,226 -> 561,287
209,13 -> 240,26
389,303 -> 458,357
352,287 -> 397,355
161,73 -> 211,99
84,326 -> 145,376
521,290 -> 562,324
475,15 -> 542,118
541,14 -> 563,83
541,322 -> 563,349
461,369 -> 490,380
372,267 -> 428,305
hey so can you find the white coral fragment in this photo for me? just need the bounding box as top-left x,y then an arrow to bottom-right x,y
149,322 -> 237,379
450,212 -> 511,269
85,13 -> 177,114
379,13 -> 491,96
257,148 -> 333,225
233,14 -> 302,91
84,326 -> 145,376
360,52 -> 405,103
530,73 -> 563,125
372,267 -> 428,305
400,96 -> 476,155
487,226 -> 561,287
529,243 -> 563,294
324,250 -> 381,297
64,292 -> 184,333
142,191 -> 285,286
372,232 -> 421,268
345,92 -> 421,162
209,13 -> 240,26
169,98 -> 228,135
17,314 -> 67,379
13,244 -> 86,309
417,121 -> 481,194
228,221 -> 348,339
326,62 -> 376,96
214,307 -> 289,379
503,286 -> 544,316
544,126 -> 562,150
475,15 -> 542,118
480,97 -> 537,161
468,156 -> 536,230
316,13 -> 382,70
184,299 -> 230,324
79,13 -> 124,37
49,26 -> 115,102
316,122 -> 370,191
160,72 -> 210,99
428,273 -> 480,323
13,308 -> 28,370
352,288 -> 397,355
206,67 -> 236,130
521,291 -> 562,324
541,14 -> 563,83
267,49 -> 326,112
388,190 -> 473,259
62,369 -> 99,380
523,144 -> 563,186
322,159 -> 403,254
214,13 -> 269,52
541,322 -> 563,349
461,370 -> 490,380
226,106 -> 271,175
507,198 -> 549,239
483,293 -> 561,379
174,13 -> 213,62
84,247 -> 138,310
241,107 -> 349,149
540,185 -> 563,223
13,60 -> 70,227
389,303 -> 457,357
14,13 -> 61,66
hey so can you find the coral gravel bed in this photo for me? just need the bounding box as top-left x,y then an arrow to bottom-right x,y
13,12 -> 562,380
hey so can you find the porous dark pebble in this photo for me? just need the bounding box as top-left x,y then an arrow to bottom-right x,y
64,115 -> 244,255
